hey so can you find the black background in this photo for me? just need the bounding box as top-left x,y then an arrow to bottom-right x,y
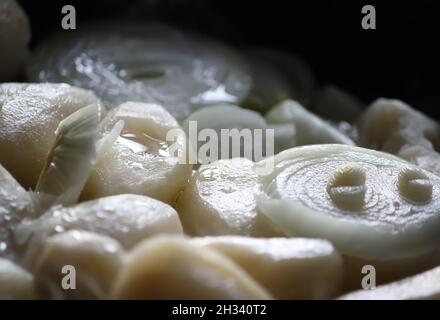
17,0 -> 440,119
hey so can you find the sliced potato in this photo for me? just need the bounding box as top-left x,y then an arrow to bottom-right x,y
191,236 -> 343,299
359,98 -> 440,176
82,102 -> 192,205
15,194 -> 183,267
0,0 -> 30,81
34,230 -> 123,299
110,235 -> 272,299
256,144 -> 440,288
0,257 -> 36,299
266,100 -> 355,146
0,165 -> 34,258
176,158 -> 281,237
339,265 -> 440,300
0,83 -> 100,188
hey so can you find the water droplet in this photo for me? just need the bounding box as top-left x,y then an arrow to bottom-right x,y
54,225 -> 65,233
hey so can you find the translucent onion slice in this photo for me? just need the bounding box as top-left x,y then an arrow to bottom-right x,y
256,144 -> 440,261
359,98 -> 440,176
191,236 -> 343,299
32,103 -> 101,215
27,22 -> 252,120
183,104 -> 279,162
110,235 -> 272,300
0,0 -> 30,81
0,83 -> 99,188
82,102 -> 192,205
266,100 -> 355,146
34,230 -> 123,299
339,265 -> 440,300
0,257 -> 36,299
15,194 -> 183,268
0,165 -> 34,258
176,158 -> 281,237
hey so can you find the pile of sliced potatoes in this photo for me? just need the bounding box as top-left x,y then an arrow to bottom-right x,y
1,0 -> 440,300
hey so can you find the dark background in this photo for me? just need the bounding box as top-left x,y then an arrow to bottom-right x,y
17,0 -> 440,119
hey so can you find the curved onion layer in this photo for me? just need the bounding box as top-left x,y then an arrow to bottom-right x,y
359,98 -> 440,176
191,236 -> 343,299
339,265 -> 440,300
34,230 -> 123,299
183,104 -> 294,161
0,0 -> 30,81
0,165 -> 34,258
256,144 -> 440,261
110,235 -> 272,299
266,100 -> 355,146
0,257 -> 36,299
0,83 -> 99,188
14,194 -> 183,268
176,158 -> 281,237
82,102 -> 192,205
27,22 -> 252,120
32,103 -> 101,215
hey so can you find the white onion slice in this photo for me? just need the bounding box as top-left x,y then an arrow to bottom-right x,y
32,103 -> 101,215
110,235 -> 272,299
266,100 -> 355,146
34,230 -> 123,299
27,22 -> 252,120
0,165 -> 34,258
191,236 -> 343,299
359,98 -> 440,176
256,144 -> 440,261
15,194 -> 183,268
0,83 -> 100,189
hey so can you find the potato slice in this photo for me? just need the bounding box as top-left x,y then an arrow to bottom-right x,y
256,144 -> 440,288
82,102 -> 192,205
15,194 -> 183,267
34,230 -> 123,299
110,236 -> 272,299
191,236 -> 343,299
339,265 -> 440,300
0,83 -> 100,188
0,165 -> 34,258
0,257 -> 36,299
266,100 -> 355,146
0,0 -> 30,81
359,98 -> 440,176
176,158 -> 281,237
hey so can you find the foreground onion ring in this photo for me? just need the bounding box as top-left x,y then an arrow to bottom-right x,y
255,144 -> 440,261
